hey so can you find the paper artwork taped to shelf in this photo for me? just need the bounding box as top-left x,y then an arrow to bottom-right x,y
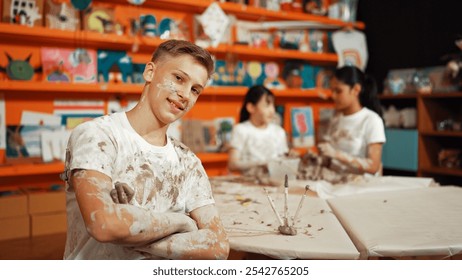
291,107 -> 315,148
45,0 -> 80,31
97,50 -> 134,83
53,99 -> 104,129
198,2 -> 230,47
5,125 -> 62,163
3,0 -> 43,27
332,30 -> 368,71
41,47 -> 97,83
0,95 -> 5,149
21,111 -> 62,126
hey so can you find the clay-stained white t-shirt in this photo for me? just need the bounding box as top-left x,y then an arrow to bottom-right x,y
62,112 -> 214,259
323,107 -> 386,173
230,121 -> 289,166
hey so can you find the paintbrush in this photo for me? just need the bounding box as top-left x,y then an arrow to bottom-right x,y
283,174 -> 289,227
263,188 -> 284,227
292,185 -> 309,226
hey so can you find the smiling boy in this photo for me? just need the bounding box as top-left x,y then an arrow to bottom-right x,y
62,40 -> 229,259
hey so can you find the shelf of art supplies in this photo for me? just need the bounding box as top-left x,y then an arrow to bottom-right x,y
0,153 -> 228,179
0,23 -> 338,64
103,0 -> 365,29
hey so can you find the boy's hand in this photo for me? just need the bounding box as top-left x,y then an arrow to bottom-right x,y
110,182 -> 134,204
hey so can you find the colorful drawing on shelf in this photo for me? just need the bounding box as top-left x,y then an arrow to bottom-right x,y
6,125 -> 62,161
263,62 -> 285,89
83,5 -> 115,34
212,60 -> 245,86
3,0 -> 43,27
0,53 -> 39,81
45,0 -> 80,31
140,14 -> 157,37
53,99 -> 104,128
41,47 -> 97,83
97,50 -> 134,83
290,107 -> 315,148
243,61 -> 265,87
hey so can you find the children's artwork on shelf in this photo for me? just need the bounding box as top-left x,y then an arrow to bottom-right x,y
279,30 -> 303,50
45,0 -> 80,31
41,47 -> 97,83
313,65 -> 334,88
0,52 -> 39,81
308,30 -> 326,53
97,50 -> 134,83
181,119 -> 206,153
332,29 -> 368,71
2,0 -> 43,27
41,129 -> 70,162
158,17 -> 189,41
201,117 -> 234,152
83,4 -> 117,34
215,117 -> 234,152
291,106 -> 315,148
132,63 -> 145,84
282,60 -> 303,88
107,97 -> 137,114
21,111 -> 62,126
263,62 -> 286,89
198,2 -> 230,47
243,61 -> 265,87
6,124 -> 62,163
53,99 -> 104,129
0,95 -> 5,149
303,0 -> 328,15
140,14 -> 157,36
211,59 -> 245,86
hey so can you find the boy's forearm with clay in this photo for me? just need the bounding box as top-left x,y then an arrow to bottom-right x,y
110,182 -> 229,260
72,170 -> 197,247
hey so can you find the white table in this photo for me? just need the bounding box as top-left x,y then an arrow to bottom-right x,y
212,180 -> 359,260
327,186 -> 462,259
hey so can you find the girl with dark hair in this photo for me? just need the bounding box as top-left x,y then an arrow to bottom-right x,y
318,66 -> 386,176
228,85 -> 292,174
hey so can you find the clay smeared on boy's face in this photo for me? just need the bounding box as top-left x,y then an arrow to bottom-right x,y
156,78 -> 194,112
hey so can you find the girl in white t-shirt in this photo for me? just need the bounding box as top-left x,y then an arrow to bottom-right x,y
318,66 -> 386,176
228,85 -> 292,176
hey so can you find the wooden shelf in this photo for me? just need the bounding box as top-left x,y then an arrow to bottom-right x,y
420,92 -> 462,99
0,153 -> 228,178
420,130 -> 462,137
212,44 -> 338,63
379,94 -> 418,100
420,166 -> 462,177
0,81 -> 331,99
103,0 -> 365,29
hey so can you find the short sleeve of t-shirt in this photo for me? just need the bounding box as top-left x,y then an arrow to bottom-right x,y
66,120 -> 117,178
365,112 -> 386,145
